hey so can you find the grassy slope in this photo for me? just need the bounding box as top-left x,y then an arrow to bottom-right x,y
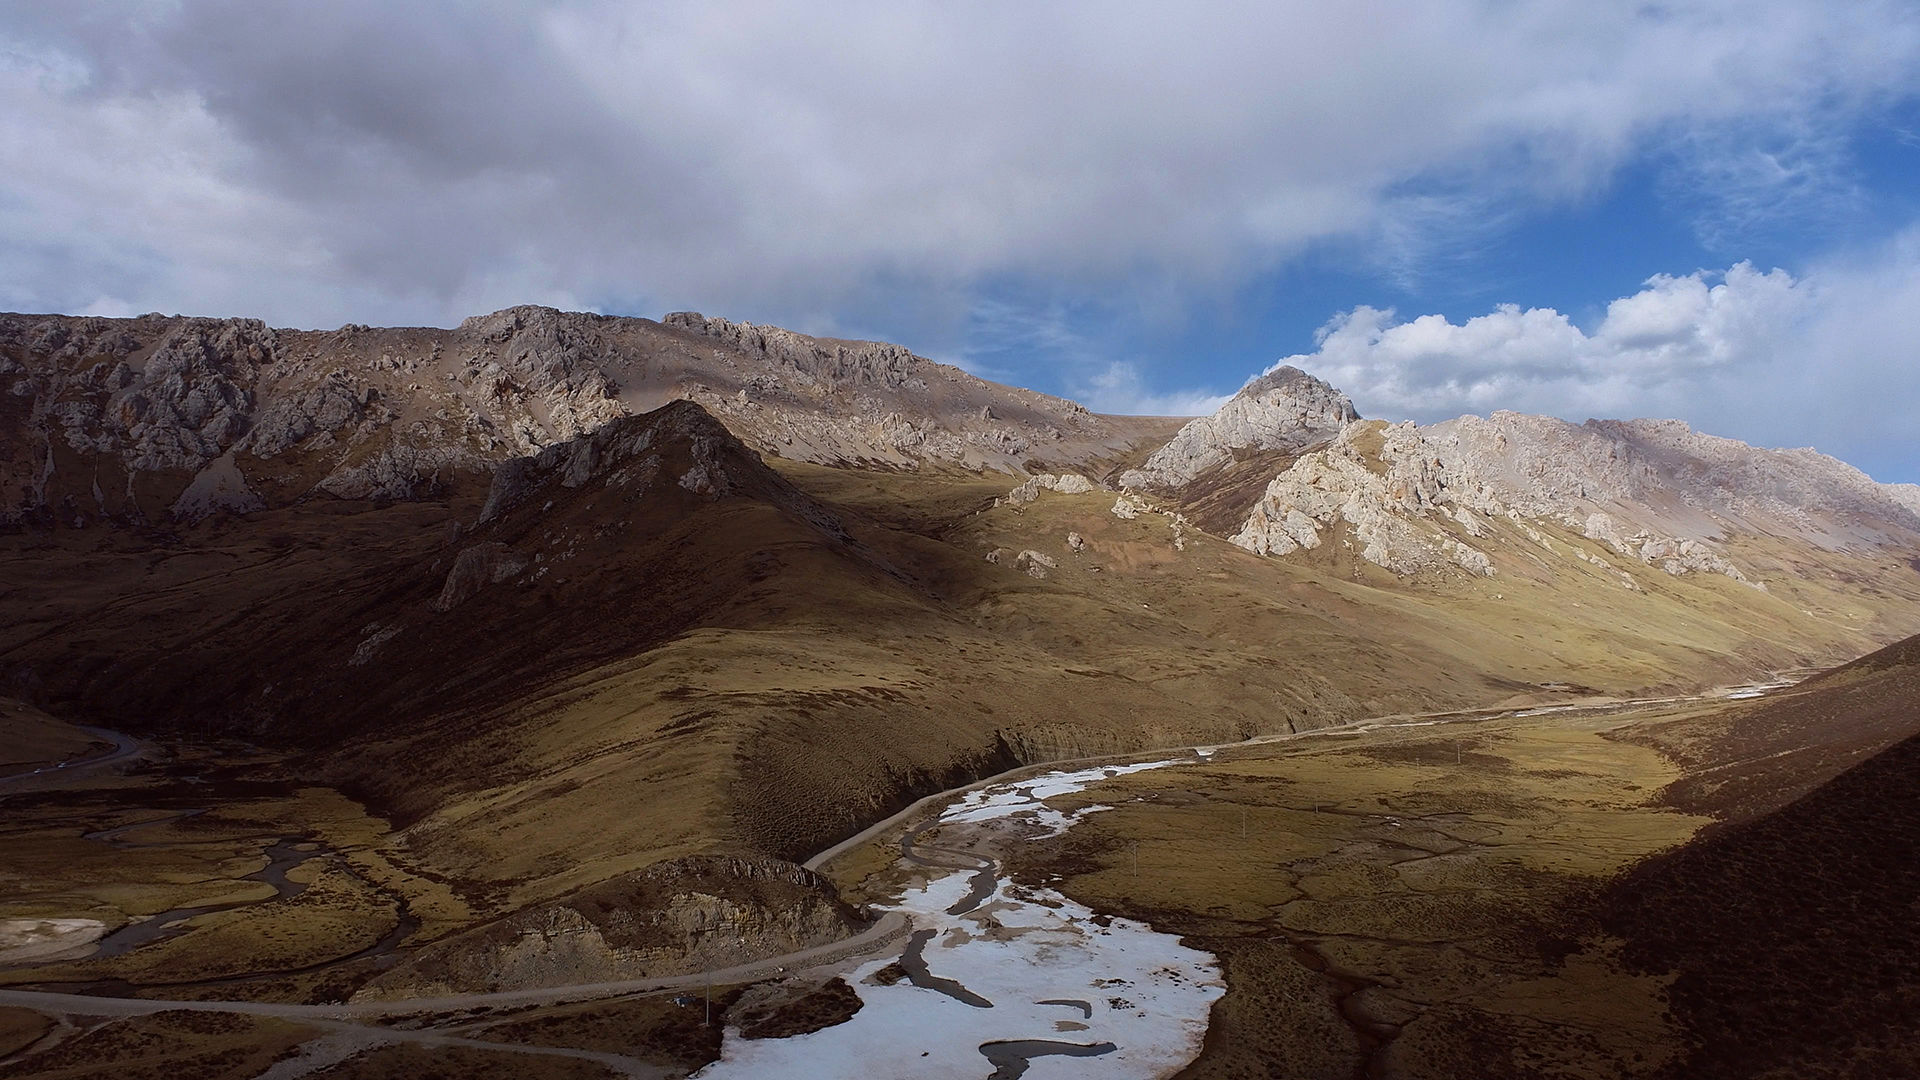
3,418 -> 1919,921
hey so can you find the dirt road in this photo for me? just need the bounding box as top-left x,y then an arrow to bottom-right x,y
0,724 -> 147,793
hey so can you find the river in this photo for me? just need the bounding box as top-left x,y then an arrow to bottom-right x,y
694,759 -> 1223,1079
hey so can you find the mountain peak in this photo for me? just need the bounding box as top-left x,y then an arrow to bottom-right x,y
1237,364 -> 1318,399
1119,365 -> 1358,491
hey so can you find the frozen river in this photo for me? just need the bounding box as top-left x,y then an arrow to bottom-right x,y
696,760 -> 1224,1078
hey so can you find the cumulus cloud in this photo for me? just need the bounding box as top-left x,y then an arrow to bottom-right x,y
3,3 -> 1918,477
1263,241 -> 1920,479
2,1 -> 1917,330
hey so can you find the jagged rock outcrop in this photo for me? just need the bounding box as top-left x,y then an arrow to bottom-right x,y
996,471 -> 1099,507
1230,423 -> 1497,577
170,452 -> 265,521
1581,512 -> 1751,582
1229,411 -> 1920,583
1014,550 -> 1057,578
1120,366 -> 1358,491
2,315 -> 272,525
472,400 -> 845,537
433,542 -> 533,612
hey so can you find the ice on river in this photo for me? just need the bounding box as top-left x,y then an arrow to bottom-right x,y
696,760 -> 1224,1079
938,760 -> 1177,839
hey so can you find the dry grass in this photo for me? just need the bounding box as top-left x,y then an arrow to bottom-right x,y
1593,641 -> 1920,1079
0,1006 -> 51,1058
468,990 -> 742,1067
732,976 -> 862,1040
0,1011 -> 313,1080
5,433 -> 1917,930
0,775 -> 443,996
981,711 -> 1711,1080
304,1043 -> 617,1080
4,418 -> 1919,1075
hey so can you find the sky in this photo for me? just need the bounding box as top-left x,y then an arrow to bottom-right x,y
3,1 -> 1918,480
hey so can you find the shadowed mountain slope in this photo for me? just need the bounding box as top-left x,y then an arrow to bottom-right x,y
1618,630 -> 1920,823
0,399 -> 1483,917
1599,631 -> 1920,1079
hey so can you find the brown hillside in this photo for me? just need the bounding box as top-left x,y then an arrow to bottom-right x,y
1600,634 -> 1920,1078
1617,629 -> 1920,823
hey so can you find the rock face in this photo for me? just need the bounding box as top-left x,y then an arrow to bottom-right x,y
1120,366 -> 1358,491
357,854 -> 863,997
0,307 -> 1170,528
660,312 -> 923,390
1890,483 -> 1920,518
1229,412 -> 1920,582
433,542 -> 533,612
1014,550 -> 1057,578
997,471 -> 1099,507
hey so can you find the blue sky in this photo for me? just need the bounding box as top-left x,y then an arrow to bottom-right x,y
4,1 -> 1920,480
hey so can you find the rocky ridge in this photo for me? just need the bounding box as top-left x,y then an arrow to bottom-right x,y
0,307 -> 1172,528
662,311 -> 1170,472
1227,411 -> 1920,583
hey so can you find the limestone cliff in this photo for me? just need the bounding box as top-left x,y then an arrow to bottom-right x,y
1229,411 -> 1920,583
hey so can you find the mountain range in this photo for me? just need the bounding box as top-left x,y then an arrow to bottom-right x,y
4,304 -> 1919,1009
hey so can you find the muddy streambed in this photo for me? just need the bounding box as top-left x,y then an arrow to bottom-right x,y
13,806 -> 417,982
696,759 -> 1224,1078
92,839 -> 319,959
67,809 -> 323,961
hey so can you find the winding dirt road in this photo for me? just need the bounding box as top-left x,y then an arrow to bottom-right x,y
0,725 -> 146,792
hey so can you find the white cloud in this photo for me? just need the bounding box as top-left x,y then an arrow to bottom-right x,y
2,2 -> 1917,328
1263,240 -> 1920,479
3,3 -> 1917,477
1075,361 -> 1232,418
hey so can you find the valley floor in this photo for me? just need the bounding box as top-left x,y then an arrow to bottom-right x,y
9,662 -> 1911,1079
